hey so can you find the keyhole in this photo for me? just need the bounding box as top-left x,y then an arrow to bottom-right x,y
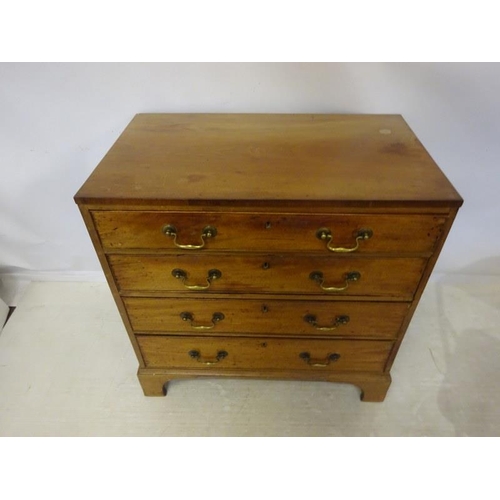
261,304 -> 269,313
262,262 -> 270,270
265,221 -> 272,229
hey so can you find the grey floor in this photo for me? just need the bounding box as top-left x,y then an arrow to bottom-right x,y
0,276 -> 498,436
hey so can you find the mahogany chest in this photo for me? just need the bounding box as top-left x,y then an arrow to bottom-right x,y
75,114 -> 462,401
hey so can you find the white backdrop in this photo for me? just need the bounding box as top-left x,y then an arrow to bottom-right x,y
0,63 -> 499,289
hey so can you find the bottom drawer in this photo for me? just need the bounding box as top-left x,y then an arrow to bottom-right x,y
136,335 -> 394,372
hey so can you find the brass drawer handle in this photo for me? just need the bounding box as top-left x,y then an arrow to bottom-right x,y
316,228 -> 373,253
309,271 -> 360,292
299,352 -> 341,367
304,314 -> 350,331
188,349 -> 228,365
172,268 -> 222,290
162,224 -> 217,249
180,312 -> 225,329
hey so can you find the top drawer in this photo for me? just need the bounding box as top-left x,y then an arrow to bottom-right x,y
93,211 -> 446,254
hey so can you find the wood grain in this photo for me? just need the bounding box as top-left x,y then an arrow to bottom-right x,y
136,335 -> 394,372
108,253 -> 427,299
74,113 -> 463,207
93,210 -> 446,254
124,297 -> 408,339
74,113 -> 462,402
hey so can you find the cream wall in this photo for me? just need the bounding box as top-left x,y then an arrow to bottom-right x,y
0,63 -> 498,287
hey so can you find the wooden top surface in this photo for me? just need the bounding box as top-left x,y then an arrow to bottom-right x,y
75,113 -> 462,207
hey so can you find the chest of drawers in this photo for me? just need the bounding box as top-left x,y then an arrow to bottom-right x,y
74,113 -> 462,402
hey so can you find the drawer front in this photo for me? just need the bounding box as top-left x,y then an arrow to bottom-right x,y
109,254 -> 426,299
136,335 -> 394,371
93,211 -> 446,254
124,297 -> 408,338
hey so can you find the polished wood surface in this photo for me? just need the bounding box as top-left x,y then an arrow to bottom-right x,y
75,114 -> 463,207
108,253 -> 426,299
93,210 -> 446,254
75,113 -> 462,402
136,335 -> 394,371
124,297 -> 408,338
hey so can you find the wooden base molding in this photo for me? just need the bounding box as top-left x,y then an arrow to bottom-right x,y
137,368 -> 392,402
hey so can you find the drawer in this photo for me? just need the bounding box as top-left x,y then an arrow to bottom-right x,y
109,254 -> 426,299
124,297 -> 408,339
137,335 -> 394,371
93,211 -> 446,254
